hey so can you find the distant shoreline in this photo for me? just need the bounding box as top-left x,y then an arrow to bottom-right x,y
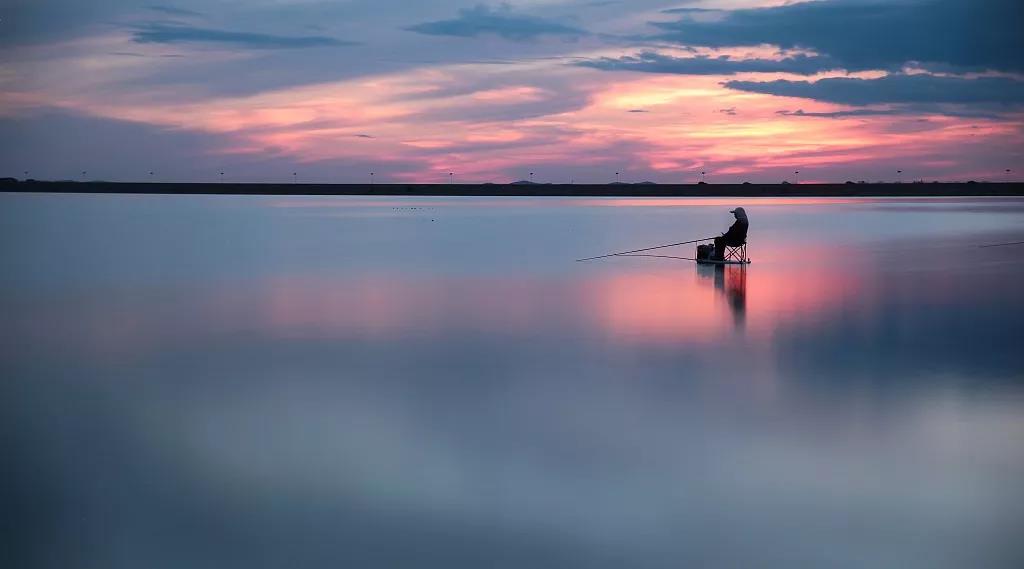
2,181 -> 1022,197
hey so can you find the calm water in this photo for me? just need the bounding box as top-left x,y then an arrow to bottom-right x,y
2,194 -> 1023,568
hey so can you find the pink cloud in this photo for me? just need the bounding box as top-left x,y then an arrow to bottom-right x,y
6,43 -> 1022,183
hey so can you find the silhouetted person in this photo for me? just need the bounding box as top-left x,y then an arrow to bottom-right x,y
714,207 -> 748,260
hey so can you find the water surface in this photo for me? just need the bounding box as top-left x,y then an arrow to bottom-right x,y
2,194 -> 1023,568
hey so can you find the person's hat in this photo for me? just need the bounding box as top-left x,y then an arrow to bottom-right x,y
729,207 -> 745,214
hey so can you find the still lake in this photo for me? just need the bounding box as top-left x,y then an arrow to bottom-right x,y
2,194 -> 1023,568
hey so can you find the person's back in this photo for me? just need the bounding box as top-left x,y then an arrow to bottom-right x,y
722,210 -> 748,246
714,207 -> 748,259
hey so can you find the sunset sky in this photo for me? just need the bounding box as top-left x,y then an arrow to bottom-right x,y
2,0 -> 1022,184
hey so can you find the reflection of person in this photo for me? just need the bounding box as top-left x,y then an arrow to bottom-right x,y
714,207 -> 748,260
699,263 -> 747,328
722,265 -> 746,326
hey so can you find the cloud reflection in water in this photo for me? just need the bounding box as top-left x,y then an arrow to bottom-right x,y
2,195 -> 1023,568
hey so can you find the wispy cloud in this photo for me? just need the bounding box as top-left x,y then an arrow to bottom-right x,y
148,5 -> 204,18
132,23 -> 354,49
577,51 -> 836,76
660,8 -> 722,15
406,5 -> 585,41
109,50 -> 185,59
725,74 -> 1024,106
776,109 -> 902,119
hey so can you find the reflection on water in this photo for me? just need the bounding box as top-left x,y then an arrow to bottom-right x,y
699,264 -> 747,327
1,195 -> 1023,569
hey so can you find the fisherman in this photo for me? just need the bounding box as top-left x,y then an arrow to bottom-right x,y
714,207 -> 748,260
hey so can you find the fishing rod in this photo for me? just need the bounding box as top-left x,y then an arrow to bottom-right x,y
616,254 -> 698,261
575,236 -> 715,262
978,240 -> 1024,248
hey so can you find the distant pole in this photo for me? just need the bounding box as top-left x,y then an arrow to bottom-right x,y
149,171 -> 154,182
615,171 -> 620,183
700,170 -> 706,183
292,172 -> 297,184
1007,169 -> 1012,182
794,170 -> 800,184
449,172 -> 453,185
220,172 -> 224,183
370,172 -> 374,185
23,170 -> 28,180
529,172 -> 534,183
81,170 -> 87,181
897,170 -> 902,184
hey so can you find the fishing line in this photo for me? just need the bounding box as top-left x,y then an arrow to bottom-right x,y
575,237 -> 715,262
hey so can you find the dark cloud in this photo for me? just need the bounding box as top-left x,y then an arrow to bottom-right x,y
406,5 -> 585,41
577,51 -> 836,75
719,107 -> 737,116
132,23 -> 354,48
354,134 -> 375,139
148,5 -> 203,18
725,74 -> 1024,106
627,109 -> 649,113
652,0 -> 1024,73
